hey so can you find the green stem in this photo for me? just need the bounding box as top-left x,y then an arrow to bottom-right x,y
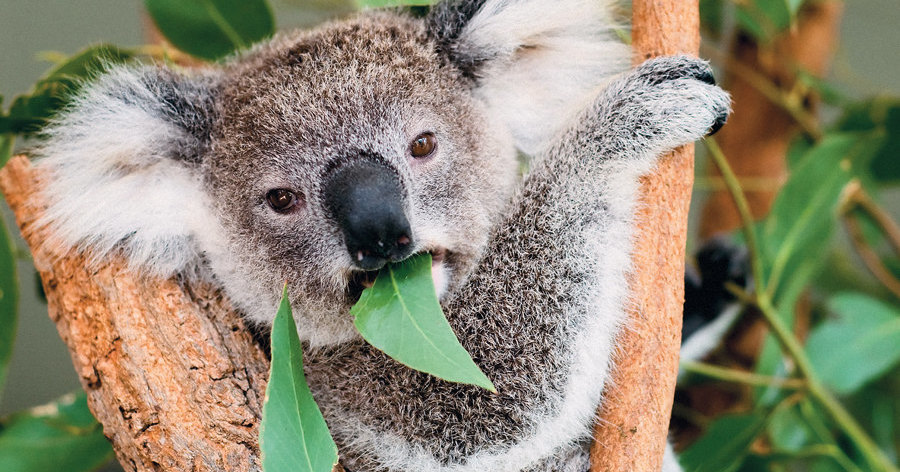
767,445 -> 864,472
707,139 -> 898,472
681,361 -> 806,389
704,138 -> 765,288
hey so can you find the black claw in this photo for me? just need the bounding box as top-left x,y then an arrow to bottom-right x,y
707,111 -> 728,136
697,68 -> 716,86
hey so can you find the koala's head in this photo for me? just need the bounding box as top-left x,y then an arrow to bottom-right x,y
37,0 -> 628,346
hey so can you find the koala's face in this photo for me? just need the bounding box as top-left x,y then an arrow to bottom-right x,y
202,13 -> 518,345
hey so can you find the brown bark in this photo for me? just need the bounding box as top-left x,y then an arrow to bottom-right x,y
589,2 -> 699,471
0,156 -> 269,472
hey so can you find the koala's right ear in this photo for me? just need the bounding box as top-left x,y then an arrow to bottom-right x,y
427,0 -> 630,155
36,65 -> 221,277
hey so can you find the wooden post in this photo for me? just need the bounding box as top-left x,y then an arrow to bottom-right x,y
590,2 -> 699,470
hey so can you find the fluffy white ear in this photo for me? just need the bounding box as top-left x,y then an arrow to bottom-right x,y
35,65 -> 222,277
428,0 -> 631,155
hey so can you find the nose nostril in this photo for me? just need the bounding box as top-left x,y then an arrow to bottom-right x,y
397,235 -> 411,247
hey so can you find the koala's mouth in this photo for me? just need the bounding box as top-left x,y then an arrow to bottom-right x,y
346,248 -> 448,304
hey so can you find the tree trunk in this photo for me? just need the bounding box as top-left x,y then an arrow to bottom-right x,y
589,2 -> 699,471
0,156 -> 269,472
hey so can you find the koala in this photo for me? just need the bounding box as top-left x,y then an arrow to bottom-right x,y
35,0 -> 730,471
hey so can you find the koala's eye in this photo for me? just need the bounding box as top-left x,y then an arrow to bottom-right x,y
410,132 -> 437,159
265,189 -> 300,213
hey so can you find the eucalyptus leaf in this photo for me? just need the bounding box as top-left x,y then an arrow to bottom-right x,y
261,288 -> 338,472
700,0 -> 726,37
680,413 -> 768,472
736,0 -> 792,42
755,134 -> 876,398
0,217 -> 18,398
0,392 -> 113,472
836,98 -> 900,185
145,0 -> 275,61
352,253 -> 496,392
0,134 -> 13,168
806,293 -> 900,395
1,45 -> 132,136
761,133 -> 879,301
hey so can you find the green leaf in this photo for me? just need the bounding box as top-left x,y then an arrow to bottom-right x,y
762,133 -> 879,300
0,217 -> 18,398
680,413 -> 769,472
736,0 -> 792,42
835,98 -> 900,185
0,392 -> 113,472
41,45 -> 132,82
261,288 -> 338,472
700,0 -> 726,37
768,403 -> 818,452
806,293 -> 900,395
356,0 -> 433,7
0,134 -> 13,167
145,0 -> 275,61
1,45 -> 133,136
351,253 -> 496,392
785,0 -> 806,15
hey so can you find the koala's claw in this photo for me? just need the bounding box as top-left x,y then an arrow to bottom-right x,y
707,109 -> 728,136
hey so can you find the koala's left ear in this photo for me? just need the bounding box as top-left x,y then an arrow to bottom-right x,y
427,0 -> 630,155
36,65 -> 221,277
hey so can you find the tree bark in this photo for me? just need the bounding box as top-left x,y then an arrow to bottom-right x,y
0,156 -> 269,472
589,2 -> 699,471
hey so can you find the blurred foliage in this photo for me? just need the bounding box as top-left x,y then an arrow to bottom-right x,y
679,1 -> 900,471
0,0 -> 898,471
0,392 -> 114,472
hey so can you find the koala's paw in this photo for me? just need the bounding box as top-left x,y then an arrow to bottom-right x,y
606,55 -> 731,158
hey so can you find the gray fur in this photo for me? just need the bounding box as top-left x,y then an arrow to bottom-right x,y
35,1 -> 730,470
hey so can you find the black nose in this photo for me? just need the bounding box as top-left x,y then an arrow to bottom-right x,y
323,159 -> 414,270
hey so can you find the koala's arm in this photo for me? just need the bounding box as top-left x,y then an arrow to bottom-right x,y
310,57 -> 730,472
443,55 -> 729,468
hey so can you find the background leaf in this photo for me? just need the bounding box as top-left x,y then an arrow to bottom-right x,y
261,289 -> 338,472
0,392 -> 113,472
806,293 -> 900,395
836,99 -> 900,185
0,217 -> 18,399
144,0 -> 275,61
0,134 -> 12,167
680,412 -> 769,472
351,253 -> 496,392
0,45 -> 132,136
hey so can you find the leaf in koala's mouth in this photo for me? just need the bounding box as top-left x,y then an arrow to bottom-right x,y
350,253 -> 496,393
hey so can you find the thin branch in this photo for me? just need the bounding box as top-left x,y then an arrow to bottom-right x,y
704,137 -> 765,288
681,361 -> 806,390
839,182 -> 900,299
